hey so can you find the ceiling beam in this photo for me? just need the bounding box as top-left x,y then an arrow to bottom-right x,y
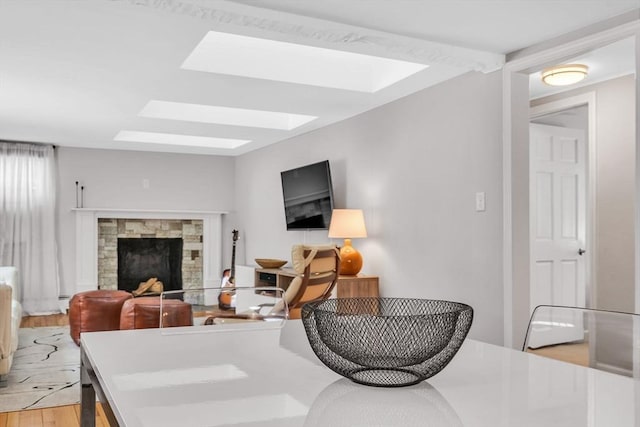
108,0 -> 505,73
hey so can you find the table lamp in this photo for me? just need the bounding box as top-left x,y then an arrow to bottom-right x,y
328,209 -> 367,276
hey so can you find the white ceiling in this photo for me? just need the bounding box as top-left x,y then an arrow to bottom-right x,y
0,0 -> 638,156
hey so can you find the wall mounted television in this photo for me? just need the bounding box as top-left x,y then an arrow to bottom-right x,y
281,160 -> 334,230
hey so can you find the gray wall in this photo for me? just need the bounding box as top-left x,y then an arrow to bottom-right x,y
56,147 -> 235,296
235,71 -> 505,345
531,75 -> 636,312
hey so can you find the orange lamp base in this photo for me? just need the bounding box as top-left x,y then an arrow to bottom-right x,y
338,238 -> 363,276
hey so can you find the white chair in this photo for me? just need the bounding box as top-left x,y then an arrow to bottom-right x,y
523,305 -> 640,378
0,266 -> 23,385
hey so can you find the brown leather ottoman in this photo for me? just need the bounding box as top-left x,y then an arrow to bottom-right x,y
69,290 -> 133,346
119,297 -> 193,330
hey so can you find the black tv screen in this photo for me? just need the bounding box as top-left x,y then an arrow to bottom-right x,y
281,160 -> 334,230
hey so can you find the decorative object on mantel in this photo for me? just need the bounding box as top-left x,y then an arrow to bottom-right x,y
302,298 -> 473,387
132,277 -> 164,297
328,209 -> 367,275
255,258 -> 287,269
73,180 -> 85,208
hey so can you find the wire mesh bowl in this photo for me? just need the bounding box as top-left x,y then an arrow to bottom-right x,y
301,298 -> 473,387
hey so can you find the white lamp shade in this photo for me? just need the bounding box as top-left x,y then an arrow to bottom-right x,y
328,209 -> 367,238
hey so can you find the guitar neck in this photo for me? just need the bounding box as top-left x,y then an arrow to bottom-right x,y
229,229 -> 239,284
230,242 -> 236,282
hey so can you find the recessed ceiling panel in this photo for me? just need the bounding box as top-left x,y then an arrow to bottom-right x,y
139,100 -> 317,130
114,131 -> 250,149
181,31 -> 428,93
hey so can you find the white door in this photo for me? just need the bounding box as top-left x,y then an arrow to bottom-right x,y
529,123 -> 586,348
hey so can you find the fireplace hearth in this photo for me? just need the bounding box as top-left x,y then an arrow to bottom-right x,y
117,238 -> 184,293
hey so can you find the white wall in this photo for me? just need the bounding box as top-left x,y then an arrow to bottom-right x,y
508,71 -> 535,348
531,75 -> 636,312
56,147 -> 235,296
235,71 -> 505,345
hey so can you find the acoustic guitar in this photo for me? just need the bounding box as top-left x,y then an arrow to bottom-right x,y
218,229 -> 238,310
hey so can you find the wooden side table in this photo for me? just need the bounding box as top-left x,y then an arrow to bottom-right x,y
336,275 -> 379,298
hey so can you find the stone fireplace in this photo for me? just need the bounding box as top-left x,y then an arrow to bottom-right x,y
97,218 -> 202,292
74,209 -> 224,296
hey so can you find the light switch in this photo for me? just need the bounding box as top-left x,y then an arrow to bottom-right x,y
475,192 -> 486,212
142,179 -> 150,189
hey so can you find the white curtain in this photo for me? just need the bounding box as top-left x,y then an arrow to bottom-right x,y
0,142 -> 61,314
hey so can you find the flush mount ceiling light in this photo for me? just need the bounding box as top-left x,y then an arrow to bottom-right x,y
139,100 -> 317,130
541,64 -> 588,86
181,31 -> 428,93
114,131 -> 250,149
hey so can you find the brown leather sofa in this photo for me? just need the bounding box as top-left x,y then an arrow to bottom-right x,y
69,290 -> 132,346
119,297 -> 193,329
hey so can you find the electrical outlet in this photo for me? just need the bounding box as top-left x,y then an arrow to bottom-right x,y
475,192 -> 486,212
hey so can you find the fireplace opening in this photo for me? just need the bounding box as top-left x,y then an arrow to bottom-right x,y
117,238 -> 183,293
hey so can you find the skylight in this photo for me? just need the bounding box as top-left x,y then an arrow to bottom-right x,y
139,100 -> 317,130
181,31 -> 428,93
114,131 -> 250,149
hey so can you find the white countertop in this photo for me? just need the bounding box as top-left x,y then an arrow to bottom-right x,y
81,321 -> 639,426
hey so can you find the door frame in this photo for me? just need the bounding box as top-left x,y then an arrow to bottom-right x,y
502,17 -> 640,348
530,92 -> 597,309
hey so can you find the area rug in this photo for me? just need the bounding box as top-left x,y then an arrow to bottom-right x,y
0,326 -> 80,412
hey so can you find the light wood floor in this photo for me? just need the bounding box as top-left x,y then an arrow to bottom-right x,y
0,404 -> 112,427
20,313 -> 69,328
527,342 -> 589,367
3,314 -> 112,426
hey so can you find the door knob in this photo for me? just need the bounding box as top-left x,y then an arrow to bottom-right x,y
578,248 -> 586,256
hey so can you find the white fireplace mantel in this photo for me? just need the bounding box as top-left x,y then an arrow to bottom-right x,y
73,208 -> 227,294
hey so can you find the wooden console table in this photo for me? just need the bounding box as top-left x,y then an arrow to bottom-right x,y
254,267 -> 379,298
336,275 -> 379,298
